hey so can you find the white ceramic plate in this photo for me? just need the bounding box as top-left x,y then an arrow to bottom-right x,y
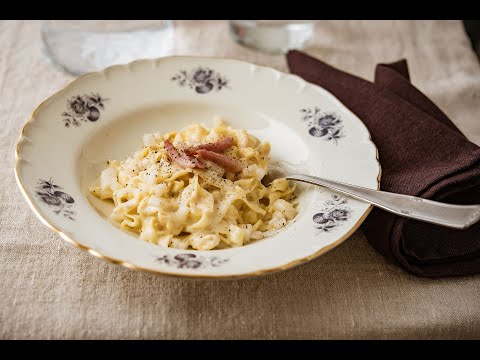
15,56 -> 380,279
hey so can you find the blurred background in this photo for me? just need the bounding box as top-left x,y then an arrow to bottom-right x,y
40,20 -> 480,76
463,20 -> 480,58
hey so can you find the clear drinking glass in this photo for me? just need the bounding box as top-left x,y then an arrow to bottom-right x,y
229,20 -> 315,54
41,20 -> 174,75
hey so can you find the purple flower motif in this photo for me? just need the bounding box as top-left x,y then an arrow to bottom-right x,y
62,93 -> 108,127
157,252 -> 229,269
69,96 -> 87,115
316,114 -> 341,129
309,127 -> 328,137
301,108 -> 344,143
181,260 -> 203,269
195,82 -> 214,94
36,178 -> 75,220
37,193 -> 62,206
174,254 -> 196,262
171,67 -> 229,94
87,106 -> 100,121
331,209 -> 350,221
313,195 -> 351,232
193,68 -> 213,84
53,191 -> 75,204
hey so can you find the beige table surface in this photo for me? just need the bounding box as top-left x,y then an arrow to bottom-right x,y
1,20 -> 479,340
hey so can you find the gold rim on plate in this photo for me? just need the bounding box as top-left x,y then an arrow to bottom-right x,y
14,56 -> 382,279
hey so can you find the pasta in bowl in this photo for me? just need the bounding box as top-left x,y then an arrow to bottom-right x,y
90,120 -> 298,250
15,56 -> 380,278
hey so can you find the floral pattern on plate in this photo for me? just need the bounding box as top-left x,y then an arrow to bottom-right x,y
313,195 -> 351,232
301,107 -> 344,143
171,67 -> 229,94
62,93 -> 108,127
15,56 -> 380,278
157,253 -> 229,269
35,178 -> 75,220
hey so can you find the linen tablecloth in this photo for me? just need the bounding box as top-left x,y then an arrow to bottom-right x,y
1,20 -> 479,339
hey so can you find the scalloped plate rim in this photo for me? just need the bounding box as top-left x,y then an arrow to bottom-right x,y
14,55 -> 382,279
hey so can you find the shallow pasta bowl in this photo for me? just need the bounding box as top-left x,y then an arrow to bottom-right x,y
15,56 -> 380,279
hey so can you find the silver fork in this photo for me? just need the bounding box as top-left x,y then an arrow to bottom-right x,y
264,168 -> 480,230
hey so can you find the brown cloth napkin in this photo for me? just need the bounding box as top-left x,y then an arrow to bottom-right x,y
287,50 -> 480,278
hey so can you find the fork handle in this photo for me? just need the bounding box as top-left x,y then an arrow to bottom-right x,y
287,174 -> 480,229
